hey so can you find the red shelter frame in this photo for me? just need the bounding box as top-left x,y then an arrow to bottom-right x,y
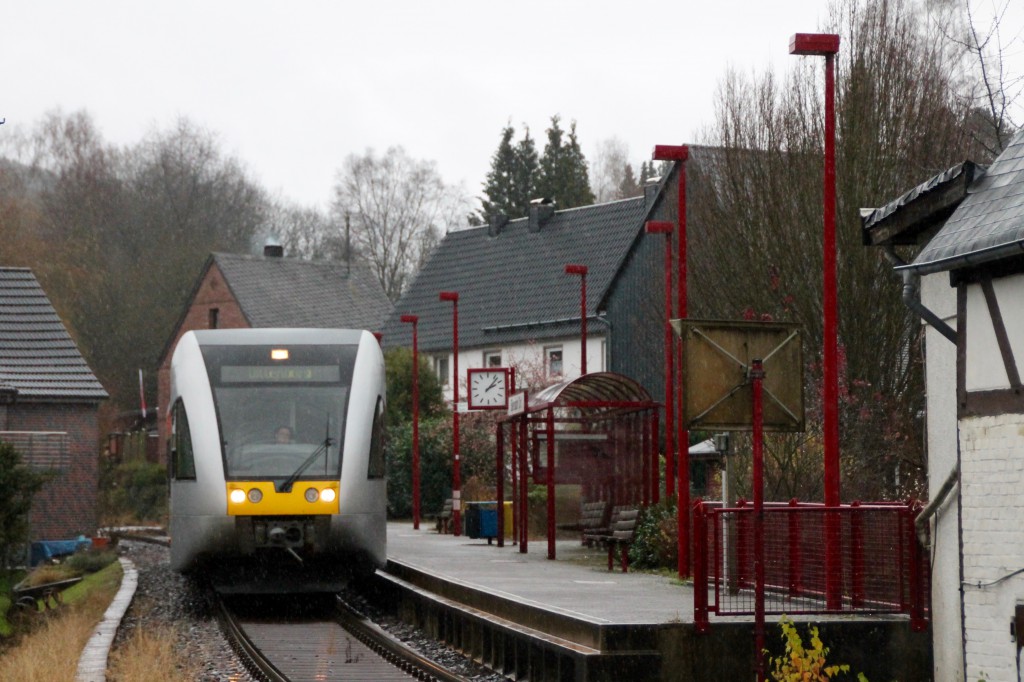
495,372 -> 659,560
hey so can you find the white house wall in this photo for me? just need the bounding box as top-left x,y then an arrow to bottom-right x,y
436,335 -> 606,402
959,412 -> 1024,681
965,272 -> 1024,392
920,273 -> 964,681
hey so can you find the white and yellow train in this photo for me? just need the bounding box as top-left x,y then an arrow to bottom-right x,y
167,328 -> 386,591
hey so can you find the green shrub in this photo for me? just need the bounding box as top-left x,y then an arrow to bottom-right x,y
100,459 -> 167,523
628,497 -> 678,570
66,549 -> 117,574
0,442 -> 49,571
386,417 -> 456,518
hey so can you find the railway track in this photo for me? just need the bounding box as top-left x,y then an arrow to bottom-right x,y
217,591 -> 471,682
111,532 -> 472,681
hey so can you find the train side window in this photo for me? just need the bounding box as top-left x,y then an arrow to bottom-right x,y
171,399 -> 197,480
367,397 -> 385,479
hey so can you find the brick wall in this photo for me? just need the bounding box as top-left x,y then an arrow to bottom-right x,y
157,263 -> 249,461
960,412 -> 1024,680
8,401 -> 100,541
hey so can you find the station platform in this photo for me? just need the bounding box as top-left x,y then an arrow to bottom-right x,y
379,522 -> 930,682
385,521 -> 693,625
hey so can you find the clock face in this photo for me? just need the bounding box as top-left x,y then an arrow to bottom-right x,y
467,369 -> 508,410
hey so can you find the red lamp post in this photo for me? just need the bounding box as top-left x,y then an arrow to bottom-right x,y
790,32 -> 841,610
645,220 -> 673,504
400,314 -> 420,530
439,291 -> 462,536
564,264 -> 589,375
653,143 -> 691,578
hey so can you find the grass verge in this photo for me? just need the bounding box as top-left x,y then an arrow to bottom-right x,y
107,623 -> 199,682
0,560 -> 121,681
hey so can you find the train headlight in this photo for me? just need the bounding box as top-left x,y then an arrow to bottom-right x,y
229,489 -> 246,504
304,487 -> 319,503
247,488 -> 263,503
320,488 -> 336,503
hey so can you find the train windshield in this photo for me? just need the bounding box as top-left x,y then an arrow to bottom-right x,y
200,343 -> 358,481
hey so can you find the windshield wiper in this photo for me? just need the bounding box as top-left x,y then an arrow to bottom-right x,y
277,419 -> 334,493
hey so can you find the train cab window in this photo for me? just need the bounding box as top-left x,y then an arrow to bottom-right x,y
171,399 -> 196,480
201,343 -> 357,481
367,397 -> 385,479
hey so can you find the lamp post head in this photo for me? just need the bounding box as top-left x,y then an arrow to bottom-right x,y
564,264 -> 588,276
439,291 -> 459,303
789,33 -> 840,56
645,220 -> 673,234
400,314 -> 419,324
652,144 -> 689,162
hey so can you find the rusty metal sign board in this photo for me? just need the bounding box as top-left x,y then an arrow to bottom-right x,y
671,319 -> 804,432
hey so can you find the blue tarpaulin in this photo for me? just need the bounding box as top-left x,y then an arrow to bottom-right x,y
30,536 -> 91,565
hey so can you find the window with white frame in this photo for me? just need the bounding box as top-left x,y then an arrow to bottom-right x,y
484,350 -> 502,367
545,346 -> 563,377
434,355 -> 450,386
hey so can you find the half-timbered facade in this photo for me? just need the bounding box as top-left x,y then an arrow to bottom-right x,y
864,130 -> 1024,680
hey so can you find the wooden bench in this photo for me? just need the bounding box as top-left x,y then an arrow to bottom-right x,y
579,501 -> 612,546
432,498 -> 454,534
583,504 -> 628,547
605,507 -> 640,572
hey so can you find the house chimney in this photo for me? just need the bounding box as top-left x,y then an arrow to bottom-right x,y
644,176 -> 662,208
488,212 -> 509,237
263,237 -> 284,258
528,197 -> 556,232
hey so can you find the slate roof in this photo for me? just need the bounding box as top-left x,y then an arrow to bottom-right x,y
907,129 -> 1024,274
212,253 -> 393,329
0,268 -> 108,402
861,161 -> 985,246
381,194 -> 657,352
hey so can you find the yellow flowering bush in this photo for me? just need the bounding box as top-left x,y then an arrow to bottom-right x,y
767,616 -> 868,682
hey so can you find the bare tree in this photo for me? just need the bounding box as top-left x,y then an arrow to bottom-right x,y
0,111 -> 271,407
590,136 -> 632,203
941,0 -> 1022,155
688,0 -> 984,500
268,201 -> 343,261
332,147 -> 468,301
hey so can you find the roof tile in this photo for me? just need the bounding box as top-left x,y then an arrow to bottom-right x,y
0,268 -> 108,401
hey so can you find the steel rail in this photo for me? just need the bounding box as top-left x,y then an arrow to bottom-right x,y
217,598 -> 290,682
334,595 -> 470,682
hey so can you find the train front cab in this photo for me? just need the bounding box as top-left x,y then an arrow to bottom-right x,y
167,329 -> 386,590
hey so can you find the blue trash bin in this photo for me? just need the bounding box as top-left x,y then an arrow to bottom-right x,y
465,502 -> 499,543
478,502 -> 497,540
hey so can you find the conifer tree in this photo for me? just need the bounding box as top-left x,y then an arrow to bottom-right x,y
561,121 -> 595,207
479,124 -> 517,221
536,115 -> 594,209
510,127 -> 539,216
479,115 -> 594,219
536,115 -> 566,202
479,124 -> 538,220
638,161 -> 653,186
618,162 -> 639,198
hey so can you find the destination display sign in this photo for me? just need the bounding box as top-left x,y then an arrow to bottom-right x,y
221,365 -> 341,383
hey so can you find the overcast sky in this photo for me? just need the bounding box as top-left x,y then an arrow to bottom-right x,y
3,2 -> 1020,214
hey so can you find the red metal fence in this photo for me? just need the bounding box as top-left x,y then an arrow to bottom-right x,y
693,500 -> 928,632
